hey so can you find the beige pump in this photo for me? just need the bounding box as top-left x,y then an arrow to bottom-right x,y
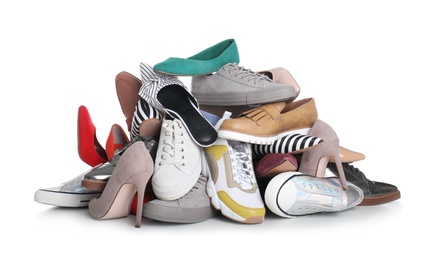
88,141 -> 154,228
299,119 -> 348,190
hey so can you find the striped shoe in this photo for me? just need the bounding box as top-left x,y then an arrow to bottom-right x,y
252,133 -> 323,158
138,62 -> 187,113
130,98 -> 163,139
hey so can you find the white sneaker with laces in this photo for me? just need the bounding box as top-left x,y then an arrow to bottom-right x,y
151,115 -> 202,201
204,136 -> 266,224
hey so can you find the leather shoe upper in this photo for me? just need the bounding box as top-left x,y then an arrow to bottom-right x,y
327,162 -> 399,197
219,98 -> 318,138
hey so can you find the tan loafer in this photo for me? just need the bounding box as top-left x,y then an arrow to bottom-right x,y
218,98 -> 318,144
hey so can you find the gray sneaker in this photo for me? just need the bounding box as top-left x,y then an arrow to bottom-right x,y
143,175 -> 217,223
191,63 -> 297,106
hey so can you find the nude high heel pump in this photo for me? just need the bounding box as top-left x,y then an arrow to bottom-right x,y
88,140 -> 154,228
298,119 -> 348,190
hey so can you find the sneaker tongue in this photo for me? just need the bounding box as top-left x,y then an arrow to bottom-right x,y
230,142 -> 256,190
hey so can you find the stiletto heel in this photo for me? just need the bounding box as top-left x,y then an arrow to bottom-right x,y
298,119 -> 348,190
78,105 -> 108,167
88,141 -> 154,228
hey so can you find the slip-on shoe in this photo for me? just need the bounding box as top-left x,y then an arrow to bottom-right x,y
218,98 -> 318,144
153,38 -> 240,76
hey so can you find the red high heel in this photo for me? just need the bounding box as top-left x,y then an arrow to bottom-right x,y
105,123 -> 129,160
77,105 -> 108,167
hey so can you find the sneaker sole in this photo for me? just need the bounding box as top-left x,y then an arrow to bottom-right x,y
34,189 -> 101,208
192,88 -> 297,106
206,176 -> 265,224
218,128 -> 311,145
359,190 -> 401,206
142,203 -> 217,223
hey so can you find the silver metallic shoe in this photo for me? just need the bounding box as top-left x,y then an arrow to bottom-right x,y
264,172 -> 364,218
34,172 -> 101,208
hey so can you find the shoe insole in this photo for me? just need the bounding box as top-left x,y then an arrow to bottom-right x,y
157,85 -> 218,147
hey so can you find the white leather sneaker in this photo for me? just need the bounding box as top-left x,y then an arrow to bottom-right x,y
151,115 -> 202,201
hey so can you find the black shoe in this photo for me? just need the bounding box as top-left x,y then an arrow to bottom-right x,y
327,162 -> 401,206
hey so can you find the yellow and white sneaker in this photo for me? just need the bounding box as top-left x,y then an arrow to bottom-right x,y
204,137 -> 265,224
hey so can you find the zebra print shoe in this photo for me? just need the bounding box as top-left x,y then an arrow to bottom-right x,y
130,98 -> 163,139
138,62 -> 218,147
252,133 -> 323,159
138,62 -> 186,113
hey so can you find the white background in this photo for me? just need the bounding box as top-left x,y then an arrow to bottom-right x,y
1,0 -> 430,259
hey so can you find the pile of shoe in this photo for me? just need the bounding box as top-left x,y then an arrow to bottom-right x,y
34,39 -> 401,227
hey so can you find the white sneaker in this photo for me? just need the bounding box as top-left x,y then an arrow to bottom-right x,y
264,172 -> 364,218
204,137 -> 265,224
151,115 -> 202,200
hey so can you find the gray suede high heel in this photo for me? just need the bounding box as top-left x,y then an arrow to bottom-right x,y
298,119 -> 348,190
88,141 -> 154,228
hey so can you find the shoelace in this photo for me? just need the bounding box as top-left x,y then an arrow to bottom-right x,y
222,63 -> 272,84
229,141 -> 257,189
159,120 -> 185,167
299,180 -> 344,208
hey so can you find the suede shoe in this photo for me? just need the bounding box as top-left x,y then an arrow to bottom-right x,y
258,67 -> 301,98
81,135 -> 158,191
218,98 -> 318,144
327,162 -> 401,206
191,63 -> 297,106
153,38 -> 240,76
143,175 -> 216,223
